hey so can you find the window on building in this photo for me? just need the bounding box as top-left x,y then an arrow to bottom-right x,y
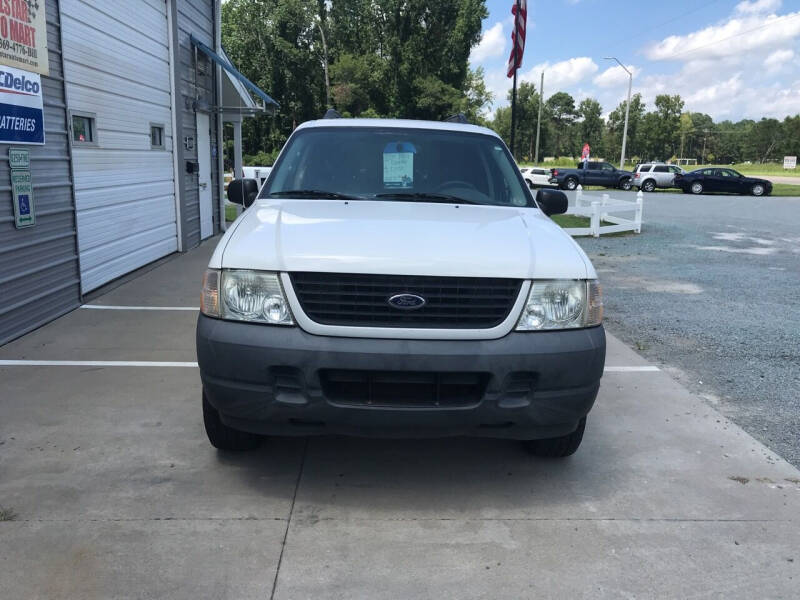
72,114 -> 96,143
150,125 -> 165,149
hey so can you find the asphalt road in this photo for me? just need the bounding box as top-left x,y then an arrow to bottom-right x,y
574,190 -> 800,467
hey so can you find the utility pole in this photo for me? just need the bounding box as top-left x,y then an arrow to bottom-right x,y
604,57 -> 632,169
534,71 -> 543,164
316,18 -> 331,108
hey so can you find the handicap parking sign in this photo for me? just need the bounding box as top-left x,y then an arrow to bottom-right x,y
11,169 -> 35,228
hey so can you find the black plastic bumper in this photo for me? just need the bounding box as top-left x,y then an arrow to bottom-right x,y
196,315 -> 605,440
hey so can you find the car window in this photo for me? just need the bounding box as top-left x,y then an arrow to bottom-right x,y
587,162 -> 600,170
640,165 -> 652,172
264,126 -> 530,207
533,169 -> 546,175
668,166 -> 682,173
701,169 -> 715,176
653,165 -> 668,173
601,163 -> 615,171
719,169 -> 734,177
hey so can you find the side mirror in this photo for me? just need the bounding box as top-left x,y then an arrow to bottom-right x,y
227,178 -> 259,208
536,188 -> 568,216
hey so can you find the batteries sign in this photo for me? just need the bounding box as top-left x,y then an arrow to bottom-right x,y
0,63 -> 43,144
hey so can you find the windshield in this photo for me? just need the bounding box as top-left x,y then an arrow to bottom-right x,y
262,126 -> 531,207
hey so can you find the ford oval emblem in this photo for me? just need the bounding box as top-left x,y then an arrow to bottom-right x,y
387,293 -> 426,311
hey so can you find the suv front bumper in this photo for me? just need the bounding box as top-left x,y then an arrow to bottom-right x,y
197,315 -> 605,440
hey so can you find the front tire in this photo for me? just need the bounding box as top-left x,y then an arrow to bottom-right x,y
642,179 -> 656,193
203,391 -> 261,451
751,183 -> 765,196
690,181 -> 704,195
524,417 -> 586,458
564,176 -> 578,191
619,177 -> 632,191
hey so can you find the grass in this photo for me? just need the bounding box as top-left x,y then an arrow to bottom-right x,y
550,214 -> 632,237
225,203 -> 239,222
0,505 -> 17,521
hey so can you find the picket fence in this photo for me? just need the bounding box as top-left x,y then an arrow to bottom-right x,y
562,186 -> 643,237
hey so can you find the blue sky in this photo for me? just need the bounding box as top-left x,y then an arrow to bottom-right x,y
470,0 -> 800,121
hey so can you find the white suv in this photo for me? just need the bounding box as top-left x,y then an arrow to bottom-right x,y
632,163 -> 685,192
198,117 -> 605,457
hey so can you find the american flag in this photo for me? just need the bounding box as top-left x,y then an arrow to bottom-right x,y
506,0 -> 528,78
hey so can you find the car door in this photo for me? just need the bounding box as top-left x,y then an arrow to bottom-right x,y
597,162 -> 617,186
652,165 -> 671,186
717,169 -> 741,193
700,169 -> 723,192
667,165 -> 683,187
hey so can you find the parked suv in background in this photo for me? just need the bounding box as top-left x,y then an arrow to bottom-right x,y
199,117 -> 606,457
632,163 -> 684,192
520,167 -> 556,189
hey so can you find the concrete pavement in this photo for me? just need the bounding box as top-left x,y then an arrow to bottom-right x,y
1,239 -> 799,599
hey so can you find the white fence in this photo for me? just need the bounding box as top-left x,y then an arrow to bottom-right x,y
563,186 -> 643,237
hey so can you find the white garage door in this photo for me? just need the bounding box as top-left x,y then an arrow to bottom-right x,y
62,0 -> 178,292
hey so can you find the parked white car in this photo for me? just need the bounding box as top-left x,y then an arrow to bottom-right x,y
242,165 -> 272,189
520,166 -> 557,188
199,117 -> 605,457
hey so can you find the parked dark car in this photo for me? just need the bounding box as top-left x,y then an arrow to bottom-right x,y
549,161 -> 633,191
674,168 -> 772,196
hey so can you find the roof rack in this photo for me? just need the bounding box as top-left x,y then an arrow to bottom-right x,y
323,108 -> 342,119
444,113 -> 469,124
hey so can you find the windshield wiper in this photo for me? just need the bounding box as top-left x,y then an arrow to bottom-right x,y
373,192 -> 478,205
268,189 -> 362,200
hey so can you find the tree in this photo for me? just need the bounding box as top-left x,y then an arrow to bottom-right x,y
546,92 -> 578,157
652,94 -> 684,160
578,98 -> 604,158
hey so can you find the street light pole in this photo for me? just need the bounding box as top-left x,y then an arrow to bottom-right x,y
604,57 -> 632,170
534,71 -> 543,164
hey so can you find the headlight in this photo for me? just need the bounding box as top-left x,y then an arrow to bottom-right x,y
516,279 -> 603,330
201,269 -> 294,326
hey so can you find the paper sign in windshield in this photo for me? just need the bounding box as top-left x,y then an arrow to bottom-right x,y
383,142 -> 415,188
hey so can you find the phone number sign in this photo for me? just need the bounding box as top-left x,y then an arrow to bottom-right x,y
0,0 -> 48,76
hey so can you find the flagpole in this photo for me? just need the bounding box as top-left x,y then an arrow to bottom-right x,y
509,0 -> 521,158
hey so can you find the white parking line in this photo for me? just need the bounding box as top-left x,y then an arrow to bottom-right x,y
81,305 -> 199,311
0,360 -> 659,372
0,360 -> 199,368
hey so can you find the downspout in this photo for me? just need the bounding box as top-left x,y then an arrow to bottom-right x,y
215,0 -> 226,232
167,0 -> 185,251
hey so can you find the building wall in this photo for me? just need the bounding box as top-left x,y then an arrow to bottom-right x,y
0,0 -> 80,345
61,0 -> 178,292
173,0 -> 220,250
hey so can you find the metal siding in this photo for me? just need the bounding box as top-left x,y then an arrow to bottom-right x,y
0,0 -> 81,345
177,0 -> 219,249
62,0 -> 178,292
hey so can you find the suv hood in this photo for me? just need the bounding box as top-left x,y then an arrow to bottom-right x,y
216,199 -> 592,279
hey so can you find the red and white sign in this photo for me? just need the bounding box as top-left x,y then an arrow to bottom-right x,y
581,143 -> 591,161
0,0 -> 48,76
506,0 -> 527,78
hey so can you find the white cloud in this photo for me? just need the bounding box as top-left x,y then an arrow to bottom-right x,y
764,48 -> 795,71
593,64 -> 639,88
646,12 -> 800,61
735,0 -> 781,15
470,22 -> 506,64
521,57 -> 598,94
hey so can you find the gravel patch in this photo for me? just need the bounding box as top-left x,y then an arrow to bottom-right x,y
573,190 -> 800,466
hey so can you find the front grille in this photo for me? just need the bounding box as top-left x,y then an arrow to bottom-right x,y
319,369 -> 489,407
289,272 -> 522,328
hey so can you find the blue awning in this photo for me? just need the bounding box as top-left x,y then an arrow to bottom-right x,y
190,34 -> 279,110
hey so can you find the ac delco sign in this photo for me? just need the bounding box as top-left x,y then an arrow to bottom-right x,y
0,64 -> 44,144
0,0 -> 48,76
